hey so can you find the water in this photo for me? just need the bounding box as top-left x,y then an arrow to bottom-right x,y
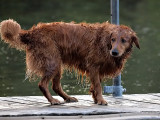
0,0 -> 160,96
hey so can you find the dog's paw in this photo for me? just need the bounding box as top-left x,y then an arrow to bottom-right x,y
50,98 -> 61,105
97,99 -> 108,105
65,97 -> 78,103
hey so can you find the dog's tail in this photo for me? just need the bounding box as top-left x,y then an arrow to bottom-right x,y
0,19 -> 26,50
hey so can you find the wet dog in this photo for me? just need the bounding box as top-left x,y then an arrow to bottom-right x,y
0,19 -> 139,105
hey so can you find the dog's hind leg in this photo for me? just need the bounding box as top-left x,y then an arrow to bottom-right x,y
51,68 -> 78,103
38,75 -> 61,105
38,63 -> 61,105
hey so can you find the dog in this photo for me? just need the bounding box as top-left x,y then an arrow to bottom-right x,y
0,19 -> 140,105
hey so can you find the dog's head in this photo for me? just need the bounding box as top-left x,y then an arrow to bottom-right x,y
108,25 -> 140,57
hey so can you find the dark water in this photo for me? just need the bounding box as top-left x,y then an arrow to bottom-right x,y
0,0 -> 160,96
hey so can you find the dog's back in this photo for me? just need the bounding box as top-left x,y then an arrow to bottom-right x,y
0,20 -> 125,78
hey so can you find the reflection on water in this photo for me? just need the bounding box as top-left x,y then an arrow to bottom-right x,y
0,0 -> 160,96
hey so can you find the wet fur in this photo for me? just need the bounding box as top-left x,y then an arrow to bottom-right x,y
0,19 -> 139,105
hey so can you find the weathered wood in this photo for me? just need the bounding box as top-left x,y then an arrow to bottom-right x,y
0,113 -> 160,120
0,94 -> 160,119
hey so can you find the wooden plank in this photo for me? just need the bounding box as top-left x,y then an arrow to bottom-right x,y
122,94 -> 160,104
0,94 -> 160,117
150,93 -> 160,97
0,113 -> 160,120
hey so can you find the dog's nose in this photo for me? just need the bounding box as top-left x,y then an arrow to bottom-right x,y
111,49 -> 119,56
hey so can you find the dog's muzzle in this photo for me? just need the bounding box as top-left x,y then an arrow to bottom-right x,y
111,49 -> 119,57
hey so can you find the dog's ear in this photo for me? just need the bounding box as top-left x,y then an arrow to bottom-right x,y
110,33 -> 113,39
107,33 -> 113,50
132,35 -> 140,49
107,43 -> 112,50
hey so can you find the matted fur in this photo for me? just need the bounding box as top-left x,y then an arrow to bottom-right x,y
0,19 -> 139,105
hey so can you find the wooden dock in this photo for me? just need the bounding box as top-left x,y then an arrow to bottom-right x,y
0,93 -> 160,120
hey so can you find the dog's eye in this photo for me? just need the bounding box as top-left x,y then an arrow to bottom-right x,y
111,38 -> 115,42
121,39 -> 126,43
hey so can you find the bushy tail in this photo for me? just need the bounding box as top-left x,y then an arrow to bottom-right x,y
0,19 -> 25,50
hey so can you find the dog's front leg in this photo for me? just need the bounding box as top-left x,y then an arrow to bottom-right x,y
89,69 -> 108,105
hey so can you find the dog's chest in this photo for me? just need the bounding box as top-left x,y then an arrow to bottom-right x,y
98,59 -> 122,77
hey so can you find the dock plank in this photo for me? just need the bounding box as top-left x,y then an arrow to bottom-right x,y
0,94 -> 160,118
